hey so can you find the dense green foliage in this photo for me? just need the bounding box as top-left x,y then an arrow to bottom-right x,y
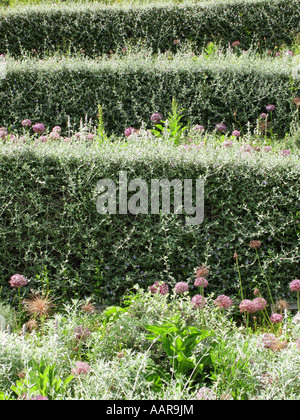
0,0 -> 300,57
0,53 -> 299,137
0,140 -> 299,302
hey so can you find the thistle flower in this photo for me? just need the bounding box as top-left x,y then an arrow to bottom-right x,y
289,279 -> 300,292
270,313 -> 283,324
191,294 -> 206,309
194,277 -> 208,288
9,274 -> 28,288
174,282 -> 189,294
249,240 -> 262,249
214,294 -> 233,309
71,361 -> 90,375
149,281 -> 169,295
23,292 -> 55,319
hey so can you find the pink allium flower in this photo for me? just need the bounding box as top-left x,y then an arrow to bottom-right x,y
196,387 -> 216,400
261,333 -> 278,349
174,281 -> 189,294
239,299 -> 256,314
39,136 -> 48,143
32,123 -> 45,134
214,294 -> 233,309
232,130 -> 241,137
150,113 -> 163,124
87,133 -> 94,140
49,131 -> 60,140
194,277 -> 208,288
260,113 -> 267,119
193,124 -> 205,133
270,313 -> 283,324
252,297 -> 267,312
242,144 -> 254,153
191,294 -> 206,309
289,279 -> 300,292
264,146 -> 272,152
281,149 -> 291,156
124,127 -> 137,137
71,361 -> 90,375
52,126 -> 61,133
21,119 -> 32,127
215,123 -> 227,132
149,281 -> 169,295
224,140 -> 233,147
266,104 -> 275,112
9,274 -> 28,288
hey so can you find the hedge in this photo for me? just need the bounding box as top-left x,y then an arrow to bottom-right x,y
0,53 -> 299,137
0,0 -> 300,58
0,140 -> 299,303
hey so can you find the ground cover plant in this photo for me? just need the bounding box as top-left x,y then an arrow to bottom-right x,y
0,0 -> 299,402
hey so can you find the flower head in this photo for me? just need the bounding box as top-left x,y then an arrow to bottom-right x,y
289,279 -> 300,292
149,281 -> 169,295
71,361 -> 90,375
195,265 -> 209,278
52,125 -> 61,133
32,123 -> 45,134
239,299 -> 256,314
194,277 -> 208,288
174,282 -> 189,294
266,104 -> 275,112
193,124 -> 205,133
260,113 -> 267,119
264,146 -> 272,152
270,313 -> 283,324
9,274 -> 28,288
281,149 -> 291,156
214,294 -> 233,309
196,387 -> 216,400
21,119 -> 32,128
191,294 -> 206,309
249,240 -> 262,249
231,130 -> 241,137
124,127 -> 137,137
252,297 -> 267,312
23,292 -> 55,318
232,41 -> 240,47
150,113 -> 163,124
74,325 -> 91,341
215,123 -> 227,132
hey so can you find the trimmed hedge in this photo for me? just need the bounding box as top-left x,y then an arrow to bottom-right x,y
0,141 -> 299,303
0,54 -> 299,136
0,0 -> 300,57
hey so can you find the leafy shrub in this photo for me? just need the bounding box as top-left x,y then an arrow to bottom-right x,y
0,140 -> 299,303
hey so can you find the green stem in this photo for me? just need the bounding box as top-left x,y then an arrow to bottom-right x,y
255,249 -> 274,309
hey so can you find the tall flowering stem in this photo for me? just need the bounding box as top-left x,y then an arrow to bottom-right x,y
252,245 -> 274,309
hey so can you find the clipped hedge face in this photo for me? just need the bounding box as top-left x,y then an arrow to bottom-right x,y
0,0 -> 300,57
0,142 -> 299,303
0,54 -> 299,137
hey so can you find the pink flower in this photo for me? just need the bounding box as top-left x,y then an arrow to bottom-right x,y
224,140 -> 233,147
215,123 -> 227,132
193,124 -> 205,133
261,333 -> 278,349
71,361 -> 90,375
30,395 -> 49,400
239,299 -> 256,314
191,294 -> 206,309
124,127 -> 137,137
21,119 -> 32,127
9,274 -> 28,288
49,131 -> 60,140
260,113 -> 267,119
149,281 -> 169,295
32,123 -> 45,134
296,338 -> 300,350
289,279 -> 300,292
87,133 -> 94,140
196,387 -> 216,400
52,126 -> 61,133
270,313 -> 283,324
194,277 -> 208,288
150,113 -> 163,124
231,130 -> 241,137
264,146 -> 272,152
252,297 -> 267,312
174,282 -> 189,294
266,104 -> 275,112
39,136 -> 48,143
281,149 -> 291,156
214,294 -> 233,309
